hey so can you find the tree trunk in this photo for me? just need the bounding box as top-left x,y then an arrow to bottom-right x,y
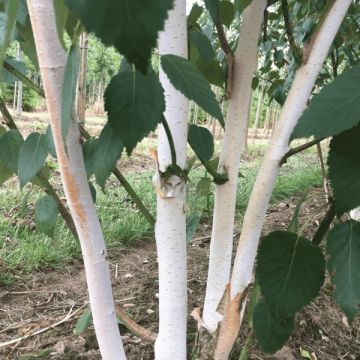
228,0 -> 352,322
154,1 -> 189,359
253,85 -> 264,138
78,32 -> 88,124
15,43 -> 22,116
202,0 -> 267,333
27,1 -> 126,358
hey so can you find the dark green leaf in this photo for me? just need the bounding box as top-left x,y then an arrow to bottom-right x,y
327,220 -> 360,322
188,124 -> 214,162
253,300 -> 294,354
61,44 -> 79,141
196,57 -> 225,87
291,66 -> 360,141
187,3 -> 203,27
219,1 -> 234,28
161,54 -> 224,126
53,0 -> 68,48
105,70 -> 165,155
65,0 -> 173,72
82,138 -> 98,178
256,231 -> 325,318
2,56 -> 26,83
234,0 -> 252,14
0,129 -> 23,173
189,30 -> 214,63
35,195 -> 58,237
89,181 -> 96,203
187,212 -> 201,242
204,0 -> 219,22
18,133 -> 48,188
45,125 -> 57,158
0,160 -> 13,185
94,123 -> 123,188
328,125 -> 360,214
73,308 -> 92,334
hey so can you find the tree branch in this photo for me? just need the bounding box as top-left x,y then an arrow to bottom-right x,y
281,138 -> 323,165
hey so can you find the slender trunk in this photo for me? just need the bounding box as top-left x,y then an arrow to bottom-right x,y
202,0 -> 266,333
230,0 -> 352,306
317,142 -> 331,203
78,32 -> 88,124
155,1 -> 189,358
13,80 -> 17,110
27,1 -> 126,358
253,86 -> 263,138
15,43 -> 23,116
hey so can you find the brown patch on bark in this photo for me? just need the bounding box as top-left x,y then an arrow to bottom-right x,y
213,287 -> 249,360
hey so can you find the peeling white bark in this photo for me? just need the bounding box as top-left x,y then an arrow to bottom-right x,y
155,0 -> 189,358
230,0 -> 353,299
27,2 -> 126,359
202,0 -> 267,332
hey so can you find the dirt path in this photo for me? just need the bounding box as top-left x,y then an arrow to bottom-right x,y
0,188 -> 359,359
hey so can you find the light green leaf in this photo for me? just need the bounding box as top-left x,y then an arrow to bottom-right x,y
61,44 -> 79,142
188,124 -> 214,162
94,123 -> 123,188
189,30 -> 214,63
291,66 -> 360,141
196,57 -> 226,87
105,70 -> 165,155
219,1 -> 234,28
2,56 -> 26,83
161,55 -> 224,126
0,160 -> 13,185
74,307 -> 92,334
256,231 -> 325,318
187,212 -> 202,242
45,125 -> 57,158
65,0 -> 174,72
196,177 -> 212,198
253,300 -> 294,354
327,220 -> 360,322
0,129 -> 23,173
18,132 -> 48,188
35,195 -> 59,237
82,138 -> 98,178
327,124 -> 360,214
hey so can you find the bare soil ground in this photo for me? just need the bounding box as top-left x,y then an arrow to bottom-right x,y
1,188 -> 359,360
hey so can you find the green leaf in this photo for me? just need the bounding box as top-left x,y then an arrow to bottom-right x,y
253,300 -> 294,354
2,56 -> 26,83
65,0 -> 173,73
18,133 -> 48,188
45,125 -> 57,158
53,0 -> 68,48
288,192 -> 308,233
219,1 -> 234,28
291,66 -> 360,141
105,70 -> 165,155
188,124 -> 214,162
235,0 -> 252,14
0,129 -> 23,173
256,231 -> 325,318
196,57 -> 225,87
187,212 -> 202,242
187,3 -> 203,27
0,160 -> 13,186
196,177 -> 212,197
94,123 -> 123,188
204,0 -> 219,23
327,124 -> 360,214
327,220 -> 360,322
189,30 -> 214,63
82,138 -> 98,178
88,181 -> 96,203
161,55 -> 224,126
35,195 -> 59,237
61,44 -> 79,142
73,307 -> 92,334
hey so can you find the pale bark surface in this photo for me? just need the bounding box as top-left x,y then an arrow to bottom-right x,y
27,1 -> 126,359
202,0 -> 267,332
155,0 -> 189,359
230,0 -> 353,300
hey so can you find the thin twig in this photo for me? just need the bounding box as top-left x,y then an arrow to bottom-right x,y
161,116 -> 177,166
281,138 -> 323,165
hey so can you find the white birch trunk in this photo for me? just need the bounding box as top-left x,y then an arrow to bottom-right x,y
202,0 -> 267,332
15,43 -> 23,116
155,1 -> 189,358
27,2 -> 126,359
230,0 -> 352,300
253,86 -> 263,138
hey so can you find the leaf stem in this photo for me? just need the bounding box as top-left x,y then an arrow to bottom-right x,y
161,116 -> 177,166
